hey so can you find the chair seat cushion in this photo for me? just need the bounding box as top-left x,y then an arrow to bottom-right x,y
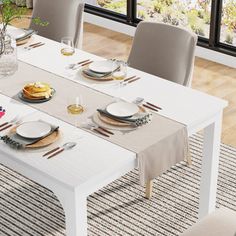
181,208 -> 236,236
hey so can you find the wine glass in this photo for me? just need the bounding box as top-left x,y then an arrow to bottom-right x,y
61,37 -> 75,56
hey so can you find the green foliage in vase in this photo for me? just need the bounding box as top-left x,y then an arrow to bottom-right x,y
0,0 -> 48,34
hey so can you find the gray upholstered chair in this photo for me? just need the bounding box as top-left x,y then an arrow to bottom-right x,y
30,0 -> 84,48
128,22 -> 197,87
181,208 -> 236,236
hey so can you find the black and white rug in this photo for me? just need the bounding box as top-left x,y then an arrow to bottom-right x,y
0,135 -> 236,236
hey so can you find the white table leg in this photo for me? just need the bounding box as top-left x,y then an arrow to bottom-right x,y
58,190 -> 87,236
199,112 -> 222,219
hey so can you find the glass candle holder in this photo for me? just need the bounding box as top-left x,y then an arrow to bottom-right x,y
67,95 -> 84,115
112,60 -> 127,80
61,37 -> 75,56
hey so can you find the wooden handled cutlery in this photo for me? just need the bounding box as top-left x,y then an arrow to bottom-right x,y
43,142 -> 77,159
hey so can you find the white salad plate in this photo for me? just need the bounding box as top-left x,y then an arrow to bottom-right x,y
89,60 -> 114,74
7,28 -> 26,40
106,102 -> 139,118
16,121 -> 51,139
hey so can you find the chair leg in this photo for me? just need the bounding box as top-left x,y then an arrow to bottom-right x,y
145,180 -> 154,199
187,153 -> 192,166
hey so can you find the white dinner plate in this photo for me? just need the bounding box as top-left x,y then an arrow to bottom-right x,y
89,60 -> 114,74
16,121 -> 51,139
106,102 -> 139,118
7,28 -> 26,40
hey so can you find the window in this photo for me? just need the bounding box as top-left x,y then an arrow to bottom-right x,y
220,0 -> 236,46
136,0 -> 211,39
85,0 -> 236,56
84,0 -> 127,15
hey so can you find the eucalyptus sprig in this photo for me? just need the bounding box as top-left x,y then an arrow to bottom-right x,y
0,0 -> 48,55
0,0 -> 48,34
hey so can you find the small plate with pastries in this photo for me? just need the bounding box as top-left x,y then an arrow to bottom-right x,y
18,82 -> 55,103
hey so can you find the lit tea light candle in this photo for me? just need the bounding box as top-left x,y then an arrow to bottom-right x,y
112,71 -> 126,80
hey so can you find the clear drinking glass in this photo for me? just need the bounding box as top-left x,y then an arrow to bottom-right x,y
112,60 -> 127,80
67,95 -> 84,115
61,37 -> 75,56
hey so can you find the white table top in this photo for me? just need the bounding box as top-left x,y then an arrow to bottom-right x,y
17,35 -> 228,132
0,95 -> 136,189
0,33 -> 228,191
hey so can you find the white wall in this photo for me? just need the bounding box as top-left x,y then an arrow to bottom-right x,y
84,12 -> 236,69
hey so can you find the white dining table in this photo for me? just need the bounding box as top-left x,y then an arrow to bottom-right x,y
0,33 -> 228,236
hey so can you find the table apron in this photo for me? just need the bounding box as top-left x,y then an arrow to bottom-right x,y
187,111 -> 223,136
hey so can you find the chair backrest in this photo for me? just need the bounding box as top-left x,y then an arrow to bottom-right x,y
30,0 -> 84,48
128,22 -> 197,87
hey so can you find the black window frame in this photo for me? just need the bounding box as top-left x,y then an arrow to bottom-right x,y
85,0 -> 236,57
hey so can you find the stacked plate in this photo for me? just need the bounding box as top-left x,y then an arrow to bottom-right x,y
82,60 -> 116,81
17,121 -> 52,139
7,28 -> 36,46
106,102 -> 139,118
94,101 -> 151,131
4,121 -> 60,149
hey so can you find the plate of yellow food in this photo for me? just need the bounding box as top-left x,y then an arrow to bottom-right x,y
18,82 -> 55,103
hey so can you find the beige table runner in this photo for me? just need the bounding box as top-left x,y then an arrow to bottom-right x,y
0,62 -> 189,185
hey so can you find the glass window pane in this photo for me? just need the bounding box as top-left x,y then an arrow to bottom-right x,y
85,0 -> 127,15
136,0 -> 211,38
220,0 -> 236,46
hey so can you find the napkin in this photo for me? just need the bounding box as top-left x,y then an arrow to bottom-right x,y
97,109 -> 152,127
0,121 -> 59,149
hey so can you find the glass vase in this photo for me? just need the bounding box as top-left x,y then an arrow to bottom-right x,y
0,34 -> 18,76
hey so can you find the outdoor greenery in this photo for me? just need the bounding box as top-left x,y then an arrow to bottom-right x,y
222,0 -> 236,44
98,0 -> 126,13
96,0 -> 236,46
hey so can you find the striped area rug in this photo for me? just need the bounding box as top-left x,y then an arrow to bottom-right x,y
0,134 -> 236,236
